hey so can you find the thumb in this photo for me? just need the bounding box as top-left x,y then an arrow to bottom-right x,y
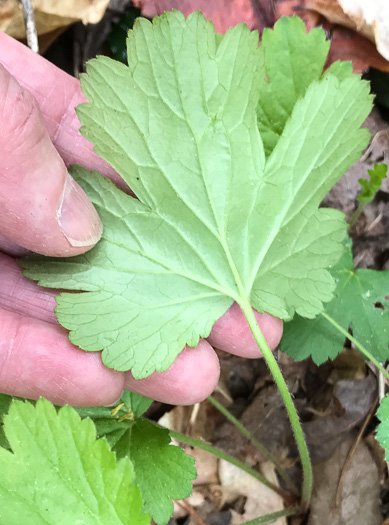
0,64 -> 102,256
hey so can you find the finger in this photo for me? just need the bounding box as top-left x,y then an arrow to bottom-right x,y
0,256 -> 220,406
0,308 -> 124,406
1,253 -> 284,354
207,302 -> 283,357
0,255 -> 219,405
0,233 -> 29,257
0,32 -> 120,183
0,253 -> 57,324
0,64 -> 102,256
124,341 -> 220,405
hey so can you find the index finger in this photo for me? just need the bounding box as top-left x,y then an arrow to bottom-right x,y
0,31 -> 121,184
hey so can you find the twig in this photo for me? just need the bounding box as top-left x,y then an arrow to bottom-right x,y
169,429 -> 296,506
175,499 -> 208,525
359,130 -> 389,163
208,395 -> 297,494
240,506 -> 300,525
335,397 -> 378,506
20,0 -> 39,53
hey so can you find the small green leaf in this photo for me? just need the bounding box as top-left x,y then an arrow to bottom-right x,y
121,391 -> 153,418
0,398 -> 150,525
357,163 -> 388,203
0,394 -> 13,450
257,16 -> 330,156
282,241 -> 389,364
75,405 -> 130,448
377,395 -> 389,460
114,419 -> 196,525
22,12 -> 372,377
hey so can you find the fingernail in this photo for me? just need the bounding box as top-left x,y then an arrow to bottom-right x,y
57,174 -> 103,247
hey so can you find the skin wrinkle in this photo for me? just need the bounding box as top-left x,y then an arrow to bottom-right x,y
0,310 -> 17,389
0,253 -> 56,323
0,308 -> 124,406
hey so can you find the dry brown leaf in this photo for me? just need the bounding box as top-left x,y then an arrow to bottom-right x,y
0,0 -> 110,39
133,0 -> 274,35
218,460 -> 286,524
308,434 -> 381,525
185,447 -> 219,486
333,1 -> 389,61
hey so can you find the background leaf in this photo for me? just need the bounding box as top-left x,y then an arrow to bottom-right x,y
257,15 -> 330,156
282,241 -> 389,364
114,419 -> 197,525
0,398 -> 150,525
121,391 -> 153,418
357,163 -> 388,203
376,394 -> 389,461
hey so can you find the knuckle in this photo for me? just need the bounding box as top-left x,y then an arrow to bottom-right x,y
0,65 -> 45,153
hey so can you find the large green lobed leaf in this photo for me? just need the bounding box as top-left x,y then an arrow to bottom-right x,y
23,12 -> 372,377
0,398 -> 150,525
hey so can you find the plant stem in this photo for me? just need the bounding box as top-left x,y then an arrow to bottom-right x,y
169,429 -> 296,505
240,506 -> 300,525
208,395 -> 297,494
239,302 -> 313,510
321,311 -> 389,381
348,202 -> 365,231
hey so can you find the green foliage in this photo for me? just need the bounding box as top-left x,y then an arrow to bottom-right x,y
376,395 -> 389,461
256,16 -> 354,157
121,391 -> 153,418
0,398 -> 150,525
282,241 -> 389,364
257,16 -> 329,157
114,419 -> 196,525
0,394 -> 13,450
76,393 -> 196,524
357,163 -> 388,203
23,12 -> 372,378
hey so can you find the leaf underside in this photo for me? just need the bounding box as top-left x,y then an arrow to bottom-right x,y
282,241 -> 389,365
23,12 -> 372,377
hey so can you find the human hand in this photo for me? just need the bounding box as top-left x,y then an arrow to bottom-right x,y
0,32 -> 283,407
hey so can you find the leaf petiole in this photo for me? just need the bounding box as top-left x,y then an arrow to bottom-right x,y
348,202 -> 365,231
240,505 -> 300,524
168,429 -> 296,505
240,302 -> 313,510
321,311 -> 389,381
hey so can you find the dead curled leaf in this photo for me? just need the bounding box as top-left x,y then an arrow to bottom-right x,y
218,460 -> 286,525
308,434 -> 381,525
302,371 -> 377,462
132,0 -> 274,34
0,0 -> 110,39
